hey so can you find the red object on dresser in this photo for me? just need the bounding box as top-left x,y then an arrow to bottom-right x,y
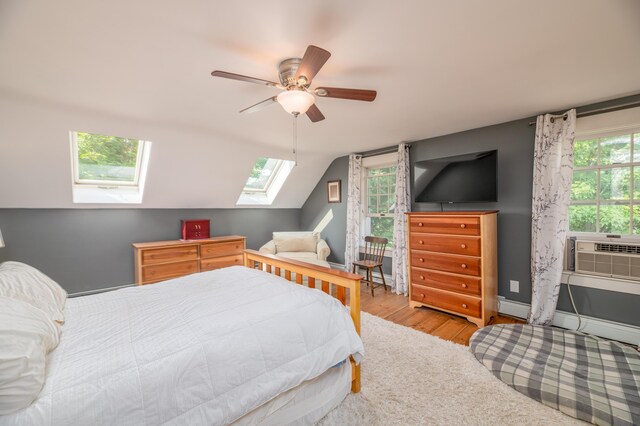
181,220 -> 210,240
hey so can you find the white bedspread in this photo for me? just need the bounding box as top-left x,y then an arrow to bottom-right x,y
1,266 -> 364,426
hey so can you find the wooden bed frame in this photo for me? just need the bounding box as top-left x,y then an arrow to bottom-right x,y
243,249 -> 363,393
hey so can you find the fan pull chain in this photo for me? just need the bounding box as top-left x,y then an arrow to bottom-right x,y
292,113 -> 298,166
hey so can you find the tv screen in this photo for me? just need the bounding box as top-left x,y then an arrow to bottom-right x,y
414,150 -> 497,203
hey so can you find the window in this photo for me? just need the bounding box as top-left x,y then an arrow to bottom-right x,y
243,157 -> 285,193
363,154 -> 396,248
70,131 -> 152,204
569,132 -> 640,235
237,157 -> 295,205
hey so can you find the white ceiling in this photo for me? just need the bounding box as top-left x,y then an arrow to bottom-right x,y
1,0 -> 639,208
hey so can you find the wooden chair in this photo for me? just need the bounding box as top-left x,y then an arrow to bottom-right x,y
352,236 -> 388,297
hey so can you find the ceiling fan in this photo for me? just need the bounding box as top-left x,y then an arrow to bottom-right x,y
211,45 -> 377,123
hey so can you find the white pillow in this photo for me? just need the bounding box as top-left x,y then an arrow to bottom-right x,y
0,261 -> 67,324
273,232 -> 319,253
0,296 -> 59,415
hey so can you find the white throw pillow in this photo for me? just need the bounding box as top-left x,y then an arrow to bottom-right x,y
0,261 -> 67,324
0,296 -> 59,415
273,232 -> 319,253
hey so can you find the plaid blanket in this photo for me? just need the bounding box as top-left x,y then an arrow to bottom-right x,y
470,324 -> 640,426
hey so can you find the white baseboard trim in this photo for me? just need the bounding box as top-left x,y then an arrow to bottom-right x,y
499,298 -> 640,346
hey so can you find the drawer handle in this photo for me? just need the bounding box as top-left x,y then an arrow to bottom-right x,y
460,223 -> 466,228
462,303 -> 468,309
418,222 -> 423,227
420,275 -> 425,280
461,283 -> 468,288
420,293 -> 425,299
419,258 -> 424,263
419,240 -> 424,244
461,264 -> 467,269
460,244 -> 467,249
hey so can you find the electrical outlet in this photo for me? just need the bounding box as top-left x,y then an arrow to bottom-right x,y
510,280 -> 520,293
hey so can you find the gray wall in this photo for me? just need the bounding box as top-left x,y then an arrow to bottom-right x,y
300,156 -> 349,264
0,209 -> 300,294
300,94 -> 640,326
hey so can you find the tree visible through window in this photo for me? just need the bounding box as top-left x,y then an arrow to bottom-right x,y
366,165 -> 397,246
569,132 -> 640,235
243,157 -> 282,192
74,131 -> 144,185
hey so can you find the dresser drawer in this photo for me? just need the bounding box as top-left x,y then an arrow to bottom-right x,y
201,240 -> 244,259
141,260 -> 198,283
142,245 -> 198,265
410,235 -> 481,256
200,254 -> 244,271
411,284 -> 482,318
410,216 -> 480,236
411,251 -> 481,276
411,268 -> 481,296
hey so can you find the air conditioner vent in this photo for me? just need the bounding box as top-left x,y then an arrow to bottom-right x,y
595,243 -> 640,255
574,240 -> 640,281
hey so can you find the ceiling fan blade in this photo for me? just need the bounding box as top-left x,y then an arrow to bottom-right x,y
315,87 -> 377,102
294,45 -> 331,84
306,104 -> 325,123
211,70 -> 279,87
240,96 -> 278,114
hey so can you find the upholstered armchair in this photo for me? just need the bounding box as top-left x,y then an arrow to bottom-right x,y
259,231 -> 331,267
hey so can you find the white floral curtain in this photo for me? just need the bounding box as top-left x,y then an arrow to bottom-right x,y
528,109 -> 576,326
344,154 -> 362,271
392,143 -> 411,295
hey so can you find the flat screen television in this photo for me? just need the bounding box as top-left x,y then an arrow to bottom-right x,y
414,150 -> 497,203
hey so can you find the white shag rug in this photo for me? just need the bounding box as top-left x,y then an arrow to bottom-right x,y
318,312 -> 586,426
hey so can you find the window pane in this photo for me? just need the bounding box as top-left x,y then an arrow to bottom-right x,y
633,206 -> 640,235
380,175 -> 390,192
599,134 -> 631,165
379,195 -> 389,213
77,132 -> 140,182
244,157 -> 280,190
570,170 -> 597,201
599,204 -> 630,234
573,139 -> 598,167
635,133 -> 640,163
368,177 -> 377,195
370,217 -> 394,246
569,205 -> 597,232
368,196 -> 377,214
600,167 -> 630,201
635,167 -> 640,200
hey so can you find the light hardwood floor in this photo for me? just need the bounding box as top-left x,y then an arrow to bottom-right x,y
359,285 -> 524,346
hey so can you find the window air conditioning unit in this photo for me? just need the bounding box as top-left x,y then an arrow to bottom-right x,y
575,240 -> 640,281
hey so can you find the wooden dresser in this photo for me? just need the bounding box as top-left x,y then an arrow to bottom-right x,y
407,211 -> 497,327
133,236 -> 246,285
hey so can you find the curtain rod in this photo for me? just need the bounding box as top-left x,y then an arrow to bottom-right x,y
358,144 -> 411,158
527,100 -> 640,126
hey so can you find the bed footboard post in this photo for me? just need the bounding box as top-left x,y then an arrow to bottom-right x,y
350,279 -> 361,393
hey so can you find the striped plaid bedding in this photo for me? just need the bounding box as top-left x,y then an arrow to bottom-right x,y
470,324 -> 640,426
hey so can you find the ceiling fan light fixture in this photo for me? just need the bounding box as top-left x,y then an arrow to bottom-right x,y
277,90 -> 315,115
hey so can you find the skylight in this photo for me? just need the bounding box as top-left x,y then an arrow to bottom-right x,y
237,157 -> 294,205
70,131 -> 152,204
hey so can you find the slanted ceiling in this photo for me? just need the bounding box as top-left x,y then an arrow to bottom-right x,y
0,0 -> 639,208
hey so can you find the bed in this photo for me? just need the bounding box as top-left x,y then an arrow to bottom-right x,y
0,250 -> 364,425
